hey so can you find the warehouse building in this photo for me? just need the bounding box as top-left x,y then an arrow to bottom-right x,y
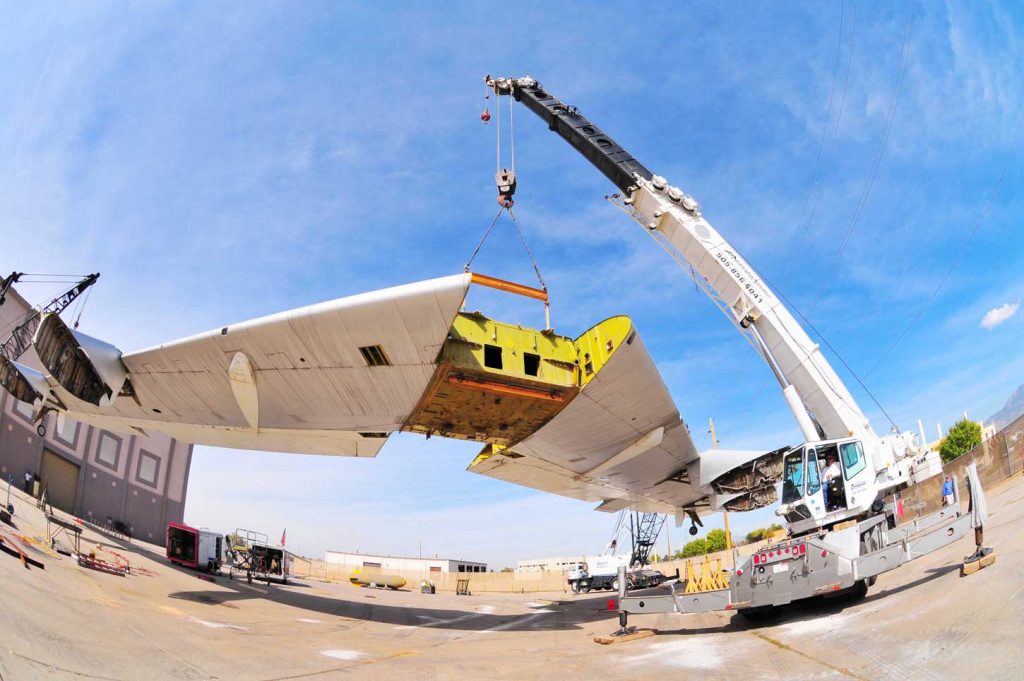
516,556 -> 583,573
0,286 -> 193,545
325,550 -> 487,574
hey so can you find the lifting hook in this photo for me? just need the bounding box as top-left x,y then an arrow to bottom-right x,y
496,169 -> 516,207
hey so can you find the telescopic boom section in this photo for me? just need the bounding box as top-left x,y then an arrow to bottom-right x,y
488,76 -> 876,447
486,76 -> 653,195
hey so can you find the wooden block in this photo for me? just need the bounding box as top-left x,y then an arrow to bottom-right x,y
962,552 -> 996,576
593,628 -> 657,645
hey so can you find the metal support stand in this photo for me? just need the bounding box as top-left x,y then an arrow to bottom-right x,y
611,566 -> 634,636
594,566 -> 657,645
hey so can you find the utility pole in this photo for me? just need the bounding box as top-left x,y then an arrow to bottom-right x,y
709,418 -> 733,559
665,521 -> 671,561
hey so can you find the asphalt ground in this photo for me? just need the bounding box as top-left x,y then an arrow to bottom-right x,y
0,472 -> 1021,680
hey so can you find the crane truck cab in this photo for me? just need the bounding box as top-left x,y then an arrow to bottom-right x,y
776,438 -> 881,533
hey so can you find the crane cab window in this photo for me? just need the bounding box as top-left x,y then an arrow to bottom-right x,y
805,448 -> 821,495
840,441 -> 866,479
781,450 -> 805,504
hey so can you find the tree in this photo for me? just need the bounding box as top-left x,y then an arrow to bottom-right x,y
744,524 -> 782,544
939,419 -> 982,463
705,529 -> 732,553
678,539 -> 707,558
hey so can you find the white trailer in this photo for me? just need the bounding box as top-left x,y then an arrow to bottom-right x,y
166,522 -> 223,573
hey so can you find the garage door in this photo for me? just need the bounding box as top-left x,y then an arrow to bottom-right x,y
40,449 -> 80,513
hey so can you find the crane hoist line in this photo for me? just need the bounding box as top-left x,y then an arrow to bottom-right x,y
465,83 -> 549,327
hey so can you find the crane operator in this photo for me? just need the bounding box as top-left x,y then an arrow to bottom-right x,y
822,454 -> 842,510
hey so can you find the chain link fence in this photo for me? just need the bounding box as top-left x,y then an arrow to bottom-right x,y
890,411 -> 1024,517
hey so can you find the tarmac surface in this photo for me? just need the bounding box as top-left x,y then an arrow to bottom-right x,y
1,473 -> 1022,681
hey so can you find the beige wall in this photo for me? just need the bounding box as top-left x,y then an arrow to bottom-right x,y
887,413 -> 1024,518
294,560 -> 569,593
293,538 -> 778,593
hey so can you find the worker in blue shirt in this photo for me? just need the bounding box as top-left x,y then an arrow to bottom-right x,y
942,476 -> 955,506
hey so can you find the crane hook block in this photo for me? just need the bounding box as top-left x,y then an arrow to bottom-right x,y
496,169 -> 517,207
481,108 -> 491,124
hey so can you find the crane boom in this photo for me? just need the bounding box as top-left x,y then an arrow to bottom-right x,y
490,76 -> 870,444
0,273 -> 101,410
490,75 -> 939,531
1,273 -> 100,362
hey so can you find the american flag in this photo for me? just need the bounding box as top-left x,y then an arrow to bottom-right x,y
280,527 -> 287,547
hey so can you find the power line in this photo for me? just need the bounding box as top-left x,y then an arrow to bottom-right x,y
810,0 -> 916,312
749,261 -> 900,431
866,108 -> 1024,377
783,0 -> 851,275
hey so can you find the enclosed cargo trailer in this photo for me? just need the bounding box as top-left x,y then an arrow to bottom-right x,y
166,522 -> 223,573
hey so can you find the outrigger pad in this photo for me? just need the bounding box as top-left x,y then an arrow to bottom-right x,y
962,548 -> 996,577
594,627 -> 656,645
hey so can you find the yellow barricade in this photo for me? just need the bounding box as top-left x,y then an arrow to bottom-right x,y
683,556 -> 730,593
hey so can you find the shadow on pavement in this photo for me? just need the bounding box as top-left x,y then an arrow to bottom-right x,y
167,581 -> 616,632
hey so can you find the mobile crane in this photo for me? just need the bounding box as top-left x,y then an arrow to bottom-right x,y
485,75 -> 941,536
567,511 -> 668,593
486,75 -> 989,624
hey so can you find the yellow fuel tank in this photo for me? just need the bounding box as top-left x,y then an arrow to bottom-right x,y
348,569 -> 407,590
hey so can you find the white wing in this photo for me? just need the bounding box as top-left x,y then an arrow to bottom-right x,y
50,273 -> 472,456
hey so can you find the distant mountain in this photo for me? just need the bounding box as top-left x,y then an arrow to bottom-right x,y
989,384 -> 1024,429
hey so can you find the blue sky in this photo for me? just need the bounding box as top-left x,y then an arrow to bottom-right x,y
2,1 -> 1022,567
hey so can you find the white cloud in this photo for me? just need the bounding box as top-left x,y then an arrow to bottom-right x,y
980,302 -> 1019,330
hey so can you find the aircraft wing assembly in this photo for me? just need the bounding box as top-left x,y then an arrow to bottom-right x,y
3,272 -> 778,516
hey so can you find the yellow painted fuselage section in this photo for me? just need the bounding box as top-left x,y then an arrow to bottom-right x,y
402,312 -> 632,446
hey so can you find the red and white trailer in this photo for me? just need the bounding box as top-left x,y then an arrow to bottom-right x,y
166,522 -> 223,573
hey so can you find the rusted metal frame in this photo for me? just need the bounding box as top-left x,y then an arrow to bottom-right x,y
446,374 -> 565,402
